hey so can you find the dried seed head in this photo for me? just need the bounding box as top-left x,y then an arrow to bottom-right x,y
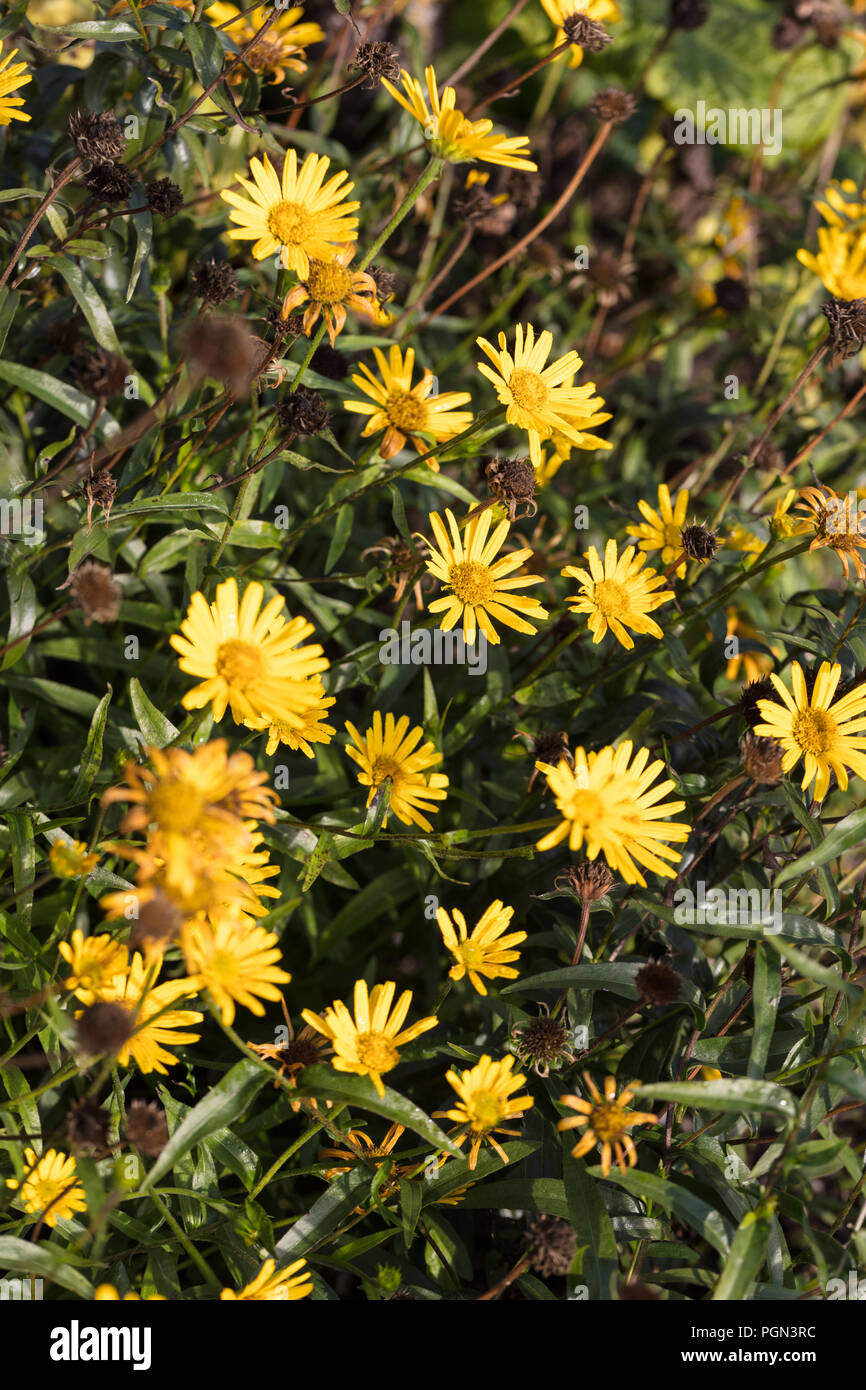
587,250 -> 636,307
73,347 -> 129,399
714,276 -> 749,314
128,892 -> 183,955
670,0 -> 709,28
557,861 -> 615,903
772,14 -> 808,48
184,315 -> 267,396
351,40 -> 401,89
81,468 -> 118,528
588,87 -> 637,124
822,297 -> 866,362
66,1097 -> 112,1157
265,306 -> 304,342
485,456 -> 537,520
739,675 -> 775,728
366,264 -> 397,306
66,559 -> 122,626
125,1099 -> 169,1156
276,386 -> 330,439
681,522 -> 719,562
741,730 -> 784,784
68,110 -> 126,163
76,1001 -> 136,1057
510,1011 -> 576,1077
145,178 -> 183,218
636,960 -> 682,1006
525,1215 -> 577,1277
562,13 -> 613,51
84,161 -> 133,205
191,259 -> 239,306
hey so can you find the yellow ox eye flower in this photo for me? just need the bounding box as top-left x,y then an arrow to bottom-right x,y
558,1073 -> 658,1177
221,149 -> 359,277
425,507 -> 548,646
754,660 -> 866,803
302,979 -> 438,1098
476,323 -> 611,467
220,1257 -> 313,1301
343,711 -> 448,831
382,64 -> 537,170
562,540 -> 675,650
437,900 -> 526,995
435,1054 -> 534,1169
0,42 -> 32,125
6,1148 -> 87,1228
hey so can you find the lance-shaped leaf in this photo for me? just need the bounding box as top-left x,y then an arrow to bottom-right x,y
292,1066 -> 462,1155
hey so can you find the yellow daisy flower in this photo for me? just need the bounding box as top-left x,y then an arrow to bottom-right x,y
170,577 -> 329,727
540,0 -> 621,67
220,1256 -> 313,1301
754,660 -> 866,802
437,900 -> 526,996
557,1073 -> 658,1177
220,150 -> 359,276
280,243 -> 379,346
343,711 -> 449,831
245,678 -> 336,757
59,929 -> 129,1004
49,839 -> 99,879
424,507 -> 549,645
102,741 -> 278,839
476,323 -> 612,467
535,743 -> 691,887
301,978 -> 438,1098
768,486 -> 813,541
435,1054 -> 534,1169
343,344 -> 473,471
318,1123 -> 410,1209
181,916 -> 292,1026
796,484 -> 866,582
207,3 -> 324,82
382,64 -> 537,171
562,540 -> 675,650
797,224 -> 866,301
626,483 -> 690,579
96,953 -> 203,1074
0,42 -> 32,125
6,1148 -> 87,1227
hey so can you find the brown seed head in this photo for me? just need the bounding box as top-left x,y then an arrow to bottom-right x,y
125,1099 -> 169,1156
276,387 -> 330,438
557,861 -> 615,903
68,110 -> 126,163
145,178 -> 183,218
636,960 -> 682,1006
76,1001 -> 136,1057
681,522 -> 719,562
588,87 -> 637,124
84,161 -> 133,204
562,13 -> 613,51
67,559 -> 122,626
741,730 -> 784,784
191,259 -> 239,306
66,1097 -> 112,1157
525,1214 -> 577,1277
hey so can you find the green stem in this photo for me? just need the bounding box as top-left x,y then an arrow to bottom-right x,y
148,1189 -> 222,1293
357,157 -> 445,271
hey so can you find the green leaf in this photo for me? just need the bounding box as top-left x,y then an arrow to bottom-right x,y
712,1205 -> 773,1300
293,1066 -> 463,1154
44,256 -> 122,353
1,1066 -> 40,1142
127,208 -> 153,302
184,19 -> 227,87
51,19 -> 139,38
301,829 -> 335,890
775,806 -> 866,889
0,1238 -> 93,1299
1,570 -> 36,672
399,1177 -> 423,1250
129,677 -> 179,749
274,1168 -> 373,1260
765,936 -> 861,999
635,1078 -> 796,1119
562,1149 -> 618,1300
749,941 -> 781,1080
0,361 -> 105,428
0,288 -> 19,355
324,503 -> 353,574
599,1168 -> 734,1255
503,963 -> 641,998
139,1060 -> 267,1192
69,687 -> 112,802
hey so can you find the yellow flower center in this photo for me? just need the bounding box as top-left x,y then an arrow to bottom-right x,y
208,949 -> 237,983
356,1030 -> 399,1073
448,560 -> 496,605
792,708 -> 835,757
508,368 -> 548,412
468,1090 -> 505,1130
591,578 -> 630,617
563,788 -> 604,823
147,783 -> 205,833
216,639 -> 263,690
370,755 -> 400,786
384,389 -> 428,433
589,1101 -> 630,1141
306,259 -> 354,304
456,941 -> 486,969
267,200 -> 314,246
245,36 -> 288,73
32,1178 -> 63,1209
